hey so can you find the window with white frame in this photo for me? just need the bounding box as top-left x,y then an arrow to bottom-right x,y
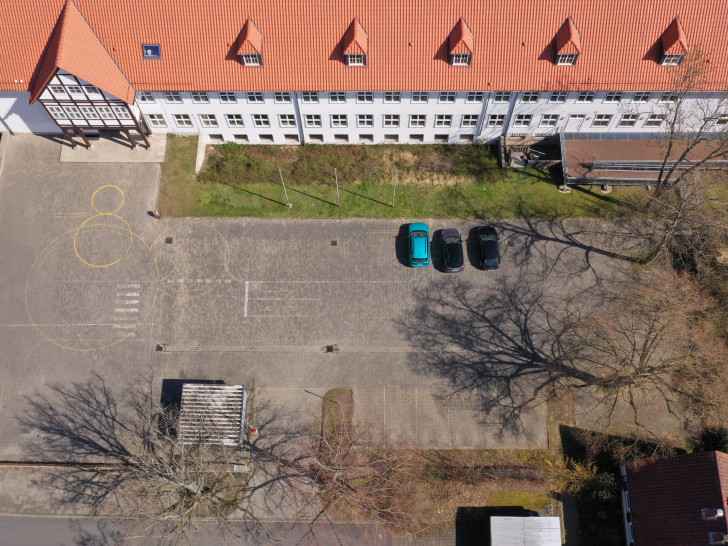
279,114 -> 296,127
493,92 -> 511,103
49,85 -> 65,95
556,53 -> 579,65
219,92 -> 237,103
461,115 -> 478,127
191,92 -> 209,103
617,114 -> 639,127
715,115 -> 728,128
384,92 -> 401,103
330,114 -> 347,127
329,92 -> 346,103
47,105 -> 68,119
604,92 -> 623,103
409,114 -> 426,127
632,92 -> 651,103
357,114 -> 374,127
357,92 -> 373,103
466,92 -> 484,102
241,53 -> 261,66
146,114 -> 166,127
591,114 -> 612,127
659,93 -> 678,103
487,115 -> 505,127
78,106 -> 100,119
435,115 -> 452,127
67,86 -> 82,94
513,114 -> 532,127
550,92 -> 567,103
661,53 -> 684,66
164,92 -> 182,103
247,92 -> 264,103
644,114 -> 664,127
112,106 -> 131,119
450,53 -> 472,66
137,91 -> 155,103
226,114 -> 244,127
252,114 -> 270,127
344,54 -> 366,66
174,114 -> 193,127
521,92 -> 539,103
301,92 -> 319,103
305,114 -> 321,127
439,92 -> 456,103
539,114 -> 559,127
383,114 -> 400,127
95,106 -> 115,119
274,92 -> 291,103
199,114 -> 218,127
576,92 -> 596,103
83,86 -> 101,95
412,92 -> 428,103
63,106 -> 83,119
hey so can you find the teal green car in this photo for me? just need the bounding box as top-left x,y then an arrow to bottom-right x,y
408,223 -> 430,267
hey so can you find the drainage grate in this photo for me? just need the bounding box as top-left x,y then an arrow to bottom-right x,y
331,240 -> 338,246
507,240 -> 515,247
165,237 -> 173,244
156,344 -> 166,352
324,344 -> 339,353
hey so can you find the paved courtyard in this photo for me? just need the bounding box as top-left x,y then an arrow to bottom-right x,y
0,134 -> 640,464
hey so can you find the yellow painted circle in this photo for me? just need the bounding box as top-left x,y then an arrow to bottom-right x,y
73,213 -> 133,268
91,185 -> 125,214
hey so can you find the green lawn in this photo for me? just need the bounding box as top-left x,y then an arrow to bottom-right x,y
158,135 -> 630,219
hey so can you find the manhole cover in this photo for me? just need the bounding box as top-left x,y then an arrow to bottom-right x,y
165,237 -> 173,244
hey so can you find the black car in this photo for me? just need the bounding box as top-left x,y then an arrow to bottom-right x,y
478,226 -> 501,270
441,229 -> 464,272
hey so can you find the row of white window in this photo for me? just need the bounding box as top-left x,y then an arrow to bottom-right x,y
136,90 -> 685,105
145,112 -> 728,130
46,104 -> 132,120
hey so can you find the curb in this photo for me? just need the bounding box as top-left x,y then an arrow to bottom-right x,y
194,134 -> 207,175
0,131 -> 10,181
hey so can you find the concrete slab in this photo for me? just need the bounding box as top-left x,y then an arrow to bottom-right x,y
60,133 -> 166,163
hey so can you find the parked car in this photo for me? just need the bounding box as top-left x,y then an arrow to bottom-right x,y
478,226 -> 501,270
408,222 -> 430,267
441,228 -> 464,272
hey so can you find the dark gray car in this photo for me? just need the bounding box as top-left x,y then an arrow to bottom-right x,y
441,229 -> 464,272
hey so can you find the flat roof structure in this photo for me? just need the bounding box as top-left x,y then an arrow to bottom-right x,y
490,516 -> 561,546
178,384 -> 248,447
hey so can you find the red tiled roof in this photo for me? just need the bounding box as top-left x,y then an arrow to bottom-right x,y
449,18 -> 474,55
28,0 -> 134,104
2,0 -> 728,94
662,18 -> 688,54
342,19 -> 368,55
627,451 -> 728,546
555,17 -> 582,54
237,19 -> 263,55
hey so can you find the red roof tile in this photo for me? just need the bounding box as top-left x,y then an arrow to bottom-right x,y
342,19 -> 368,55
627,451 -> 728,546
449,18 -> 474,55
662,18 -> 688,54
555,17 -> 582,55
237,19 -> 263,55
29,0 -> 134,104
2,0 -> 728,94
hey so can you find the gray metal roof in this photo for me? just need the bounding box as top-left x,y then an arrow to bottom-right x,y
178,384 -> 248,447
490,516 -> 561,546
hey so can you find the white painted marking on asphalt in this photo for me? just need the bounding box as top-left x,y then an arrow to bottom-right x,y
383,387 -> 386,434
114,308 -> 139,313
244,281 -> 249,318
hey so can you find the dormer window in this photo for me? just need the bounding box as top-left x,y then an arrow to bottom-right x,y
241,53 -> 261,66
702,508 -> 725,520
554,17 -> 581,65
448,18 -> 474,67
660,18 -> 688,66
342,19 -> 368,67
345,54 -> 366,66
450,53 -> 472,66
237,19 -> 263,67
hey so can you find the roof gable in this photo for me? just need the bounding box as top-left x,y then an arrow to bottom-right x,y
29,0 -> 134,104
237,18 -> 263,55
555,17 -> 582,54
343,18 -> 368,55
449,17 -> 474,54
662,17 -> 688,54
